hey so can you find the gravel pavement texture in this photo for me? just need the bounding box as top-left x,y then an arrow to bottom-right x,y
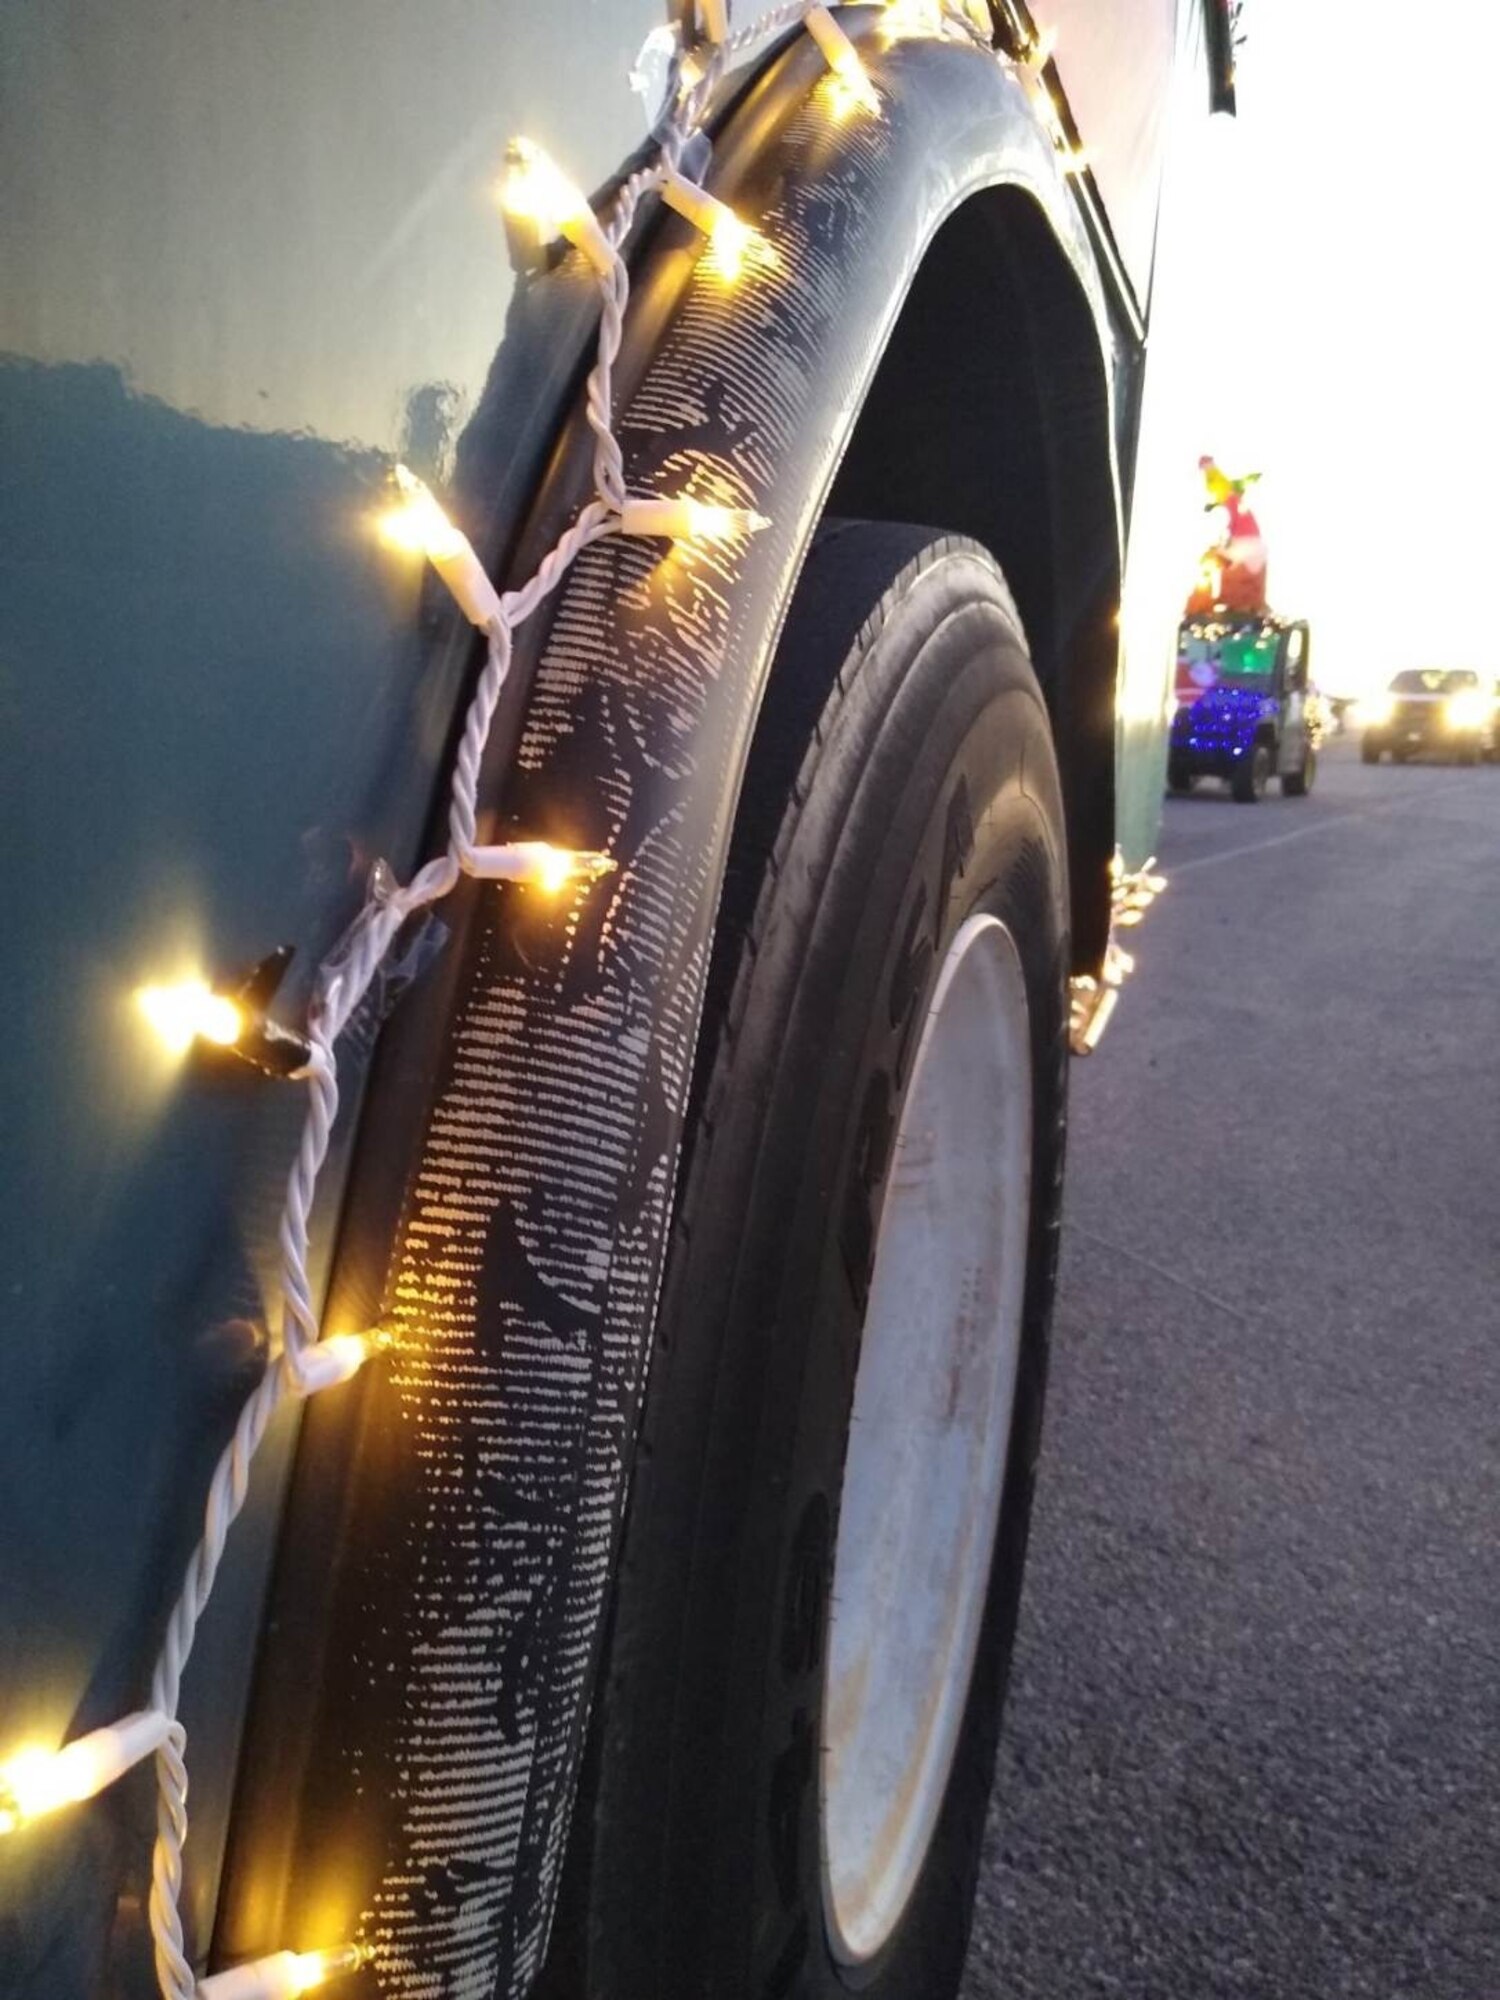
961,743 -> 1500,2000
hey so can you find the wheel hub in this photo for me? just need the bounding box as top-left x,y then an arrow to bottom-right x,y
820,914 -> 1033,1965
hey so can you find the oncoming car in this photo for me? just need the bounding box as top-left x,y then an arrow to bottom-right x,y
1359,669 -> 1498,765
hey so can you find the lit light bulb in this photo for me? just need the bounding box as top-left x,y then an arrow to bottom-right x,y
1069,976 -> 1118,1054
459,840 -> 617,892
619,494 -> 771,544
378,465 -> 465,562
704,210 -> 756,280
137,979 -> 244,1057
136,948 -> 313,1080
198,1944 -> 365,2000
805,5 -> 880,115
658,170 -> 761,282
501,138 -> 615,278
378,466 -> 503,629
292,1329 -> 390,1395
1,1712 -> 174,1835
879,0 -> 945,43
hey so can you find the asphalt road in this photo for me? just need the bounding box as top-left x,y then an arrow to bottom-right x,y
961,742 -> 1500,2000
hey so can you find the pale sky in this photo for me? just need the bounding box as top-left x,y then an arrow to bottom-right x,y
1187,0 -> 1500,693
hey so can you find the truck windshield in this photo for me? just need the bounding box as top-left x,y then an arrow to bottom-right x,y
1390,669 -> 1477,694
1180,626 -> 1279,685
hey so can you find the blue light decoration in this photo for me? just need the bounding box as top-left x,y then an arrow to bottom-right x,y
1171,682 -> 1276,759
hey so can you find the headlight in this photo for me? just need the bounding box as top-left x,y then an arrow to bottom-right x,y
1444,687 -> 1489,729
1358,694 -> 1395,727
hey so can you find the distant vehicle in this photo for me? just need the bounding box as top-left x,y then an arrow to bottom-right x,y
1168,612 -> 1319,802
1359,669 -> 1498,765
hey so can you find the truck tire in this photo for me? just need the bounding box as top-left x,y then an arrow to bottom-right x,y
1166,757 -> 1195,795
541,524 -> 1068,2000
1231,740 -> 1273,802
1281,745 -> 1316,797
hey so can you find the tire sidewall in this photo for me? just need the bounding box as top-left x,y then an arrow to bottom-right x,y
754,680 -> 1068,2000
576,547 -> 1070,2000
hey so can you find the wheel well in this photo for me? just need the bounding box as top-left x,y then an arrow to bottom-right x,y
822,186 -> 1120,970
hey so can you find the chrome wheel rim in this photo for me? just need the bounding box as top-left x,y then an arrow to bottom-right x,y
820,913 -> 1032,1966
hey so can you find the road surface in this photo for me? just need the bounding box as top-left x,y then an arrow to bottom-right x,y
962,744 -> 1500,2000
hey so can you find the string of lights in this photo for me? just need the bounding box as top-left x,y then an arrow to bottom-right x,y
0,6 -> 1098,1995
1068,856 -> 1168,1053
